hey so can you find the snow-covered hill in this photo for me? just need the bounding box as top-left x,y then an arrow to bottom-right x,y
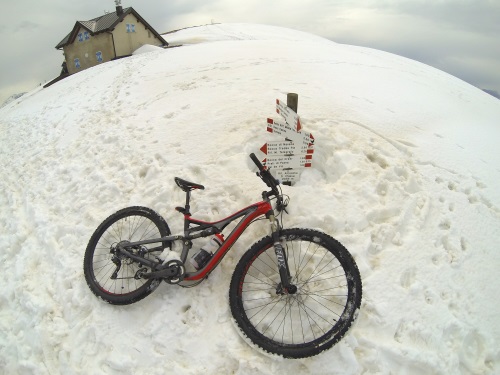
0,92 -> 27,109
1,23 -> 499,374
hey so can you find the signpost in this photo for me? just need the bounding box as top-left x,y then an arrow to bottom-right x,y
256,94 -> 315,184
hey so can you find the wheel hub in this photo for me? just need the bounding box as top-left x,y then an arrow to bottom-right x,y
276,282 -> 298,295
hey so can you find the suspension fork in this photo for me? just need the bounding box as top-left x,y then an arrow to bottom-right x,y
267,211 -> 297,294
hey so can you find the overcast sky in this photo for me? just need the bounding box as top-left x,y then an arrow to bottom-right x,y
1,0 -> 499,105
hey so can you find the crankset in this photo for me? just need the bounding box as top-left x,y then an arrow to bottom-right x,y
142,259 -> 186,284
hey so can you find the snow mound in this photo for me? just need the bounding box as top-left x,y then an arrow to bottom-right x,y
1,23 -> 499,375
133,44 -> 164,55
164,23 -> 330,45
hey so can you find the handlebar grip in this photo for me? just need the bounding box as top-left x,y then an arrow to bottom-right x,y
250,153 -> 281,191
249,153 -> 265,172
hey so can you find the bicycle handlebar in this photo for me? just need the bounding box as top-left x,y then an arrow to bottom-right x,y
249,153 -> 288,213
250,153 -> 265,173
249,153 -> 280,193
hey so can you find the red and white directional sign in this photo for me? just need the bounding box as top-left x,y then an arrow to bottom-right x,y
266,117 -> 296,138
276,99 -> 302,132
262,154 -> 312,169
260,141 -> 313,156
266,118 -> 314,145
274,168 -> 302,182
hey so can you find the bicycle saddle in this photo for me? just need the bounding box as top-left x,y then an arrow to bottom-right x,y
174,177 -> 205,192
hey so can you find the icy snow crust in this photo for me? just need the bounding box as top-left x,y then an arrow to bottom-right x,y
1,23 -> 499,374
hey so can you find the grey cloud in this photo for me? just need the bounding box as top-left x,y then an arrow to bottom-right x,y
373,0 -> 500,34
316,1 -> 499,96
14,21 -> 41,33
483,90 -> 499,99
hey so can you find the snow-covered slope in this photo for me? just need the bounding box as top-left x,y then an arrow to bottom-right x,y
0,92 -> 27,108
1,23 -> 499,374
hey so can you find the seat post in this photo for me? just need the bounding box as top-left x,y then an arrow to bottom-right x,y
183,190 -> 192,231
185,190 -> 191,212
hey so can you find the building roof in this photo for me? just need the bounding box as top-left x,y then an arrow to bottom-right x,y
55,7 -> 168,49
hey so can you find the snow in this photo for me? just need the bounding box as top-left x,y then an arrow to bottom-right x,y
1,23 -> 499,374
133,44 -> 164,55
0,92 -> 27,109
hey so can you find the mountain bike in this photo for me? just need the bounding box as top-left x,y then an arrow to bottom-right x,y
83,153 -> 362,358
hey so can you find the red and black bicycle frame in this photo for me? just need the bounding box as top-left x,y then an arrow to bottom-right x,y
176,188 -> 292,289
118,191 -> 293,290
180,199 -> 271,281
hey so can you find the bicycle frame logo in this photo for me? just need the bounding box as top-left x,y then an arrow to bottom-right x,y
274,243 -> 286,268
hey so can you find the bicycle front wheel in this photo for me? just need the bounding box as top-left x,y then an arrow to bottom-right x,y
229,228 -> 362,358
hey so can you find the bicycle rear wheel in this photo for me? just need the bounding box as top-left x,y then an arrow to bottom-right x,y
229,228 -> 362,358
83,206 -> 171,305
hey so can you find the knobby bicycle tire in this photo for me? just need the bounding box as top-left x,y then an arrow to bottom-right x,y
229,228 -> 362,358
83,206 -> 170,305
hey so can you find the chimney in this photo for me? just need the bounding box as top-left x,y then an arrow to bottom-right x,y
115,0 -> 123,15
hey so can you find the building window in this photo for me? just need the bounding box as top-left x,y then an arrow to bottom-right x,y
96,51 -> 103,62
84,31 -> 90,40
126,24 -> 135,33
74,58 -> 81,68
78,33 -> 83,42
